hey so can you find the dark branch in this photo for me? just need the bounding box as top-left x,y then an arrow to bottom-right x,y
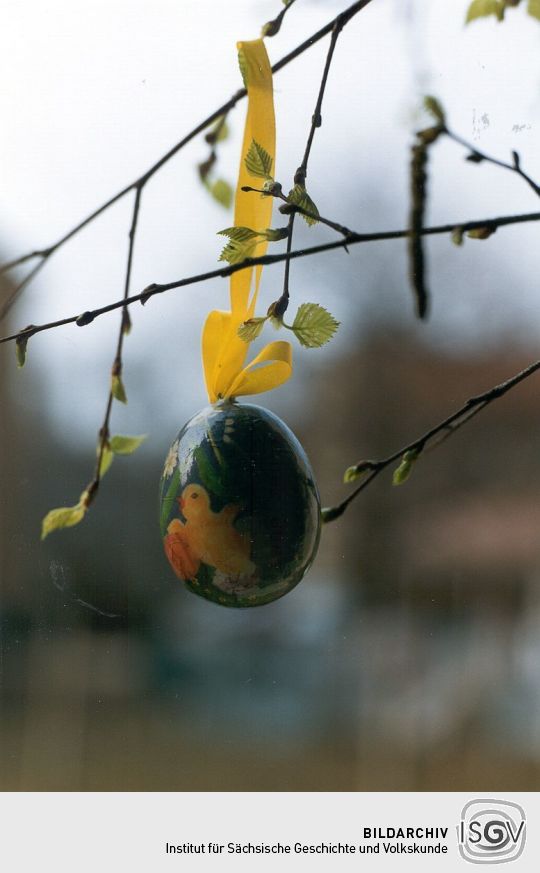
0,259 -> 48,320
0,0 -> 375,321
445,127 -> 540,199
87,185 -> 143,508
322,357 -> 540,522
404,112 -> 540,326
262,0 -> 300,38
274,14 -> 347,318
295,15 -> 345,189
0,249 -> 52,276
1,209 -> 539,349
278,213 -> 296,316
242,184 -> 352,236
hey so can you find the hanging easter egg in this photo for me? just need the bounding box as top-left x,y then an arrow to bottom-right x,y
159,401 -> 321,607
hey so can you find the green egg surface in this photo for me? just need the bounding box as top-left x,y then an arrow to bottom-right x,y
159,400 -> 321,607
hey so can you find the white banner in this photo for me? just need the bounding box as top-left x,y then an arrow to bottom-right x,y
0,792 -> 537,871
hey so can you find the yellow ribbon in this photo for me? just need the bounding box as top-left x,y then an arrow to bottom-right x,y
202,38 -> 293,403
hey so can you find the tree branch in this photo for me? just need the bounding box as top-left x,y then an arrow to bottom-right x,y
275,12 -> 347,318
85,185 -> 143,509
1,209 -> 539,349
0,259 -> 48,320
322,357 -> 540,522
262,0 -> 300,39
0,0 -> 375,321
242,184 -> 352,236
445,127 -> 540,198
405,107 -> 540,323
296,16 -> 345,189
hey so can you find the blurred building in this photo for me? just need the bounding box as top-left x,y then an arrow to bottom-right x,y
1,320 -> 540,790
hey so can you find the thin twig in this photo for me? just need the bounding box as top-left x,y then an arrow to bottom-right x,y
266,211 -> 296,323
0,0 -> 375,322
0,250 -> 51,276
1,209 -> 539,349
0,259 -> 48,320
262,0 -> 300,38
296,16 -> 345,188
424,400 -> 488,454
322,358 -> 540,522
86,185 -> 143,508
403,117 -> 540,324
445,128 -> 540,198
275,14 -> 347,317
242,184 -> 352,236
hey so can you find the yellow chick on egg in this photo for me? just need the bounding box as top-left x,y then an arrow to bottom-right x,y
167,484 -> 255,578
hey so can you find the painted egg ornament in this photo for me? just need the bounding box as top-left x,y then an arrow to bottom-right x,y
158,39 -> 337,605
159,401 -> 321,607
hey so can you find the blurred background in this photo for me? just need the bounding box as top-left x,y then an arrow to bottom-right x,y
1,0 -> 540,790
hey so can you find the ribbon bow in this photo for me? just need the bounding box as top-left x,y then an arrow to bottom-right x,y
202,38 -> 292,403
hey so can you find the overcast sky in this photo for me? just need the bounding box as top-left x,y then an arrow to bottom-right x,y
1,0 -> 539,444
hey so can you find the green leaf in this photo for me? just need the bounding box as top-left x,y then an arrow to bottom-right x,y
218,226 -> 260,242
109,434 -> 147,455
15,335 -> 28,368
111,374 -> 127,404
423,95 -> 446,125
287,184 -> 319,226
219,239 -> 257,265
467,225 -> 496,239
206,115 -> 229,144
98,444 -> 114,478
216,121 -> 229,143
528,0 -> 540,18
221,224 -> 286,246
343,461 -> 374,484
237,317 -> 267,343
466,0 -> 505,22
208,179 -> 233,209
392,450 -> 419,486
263,227 -> 289,241
344,466 -> 360,483
291,303 -> 339,348
244,139 -> 273,180
41,500 -> 87,540
451,226 -> 465,246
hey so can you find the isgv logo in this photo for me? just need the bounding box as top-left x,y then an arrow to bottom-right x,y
458,799 -> 526,864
